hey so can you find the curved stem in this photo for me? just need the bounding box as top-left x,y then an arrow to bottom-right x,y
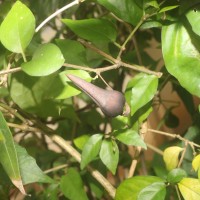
35,0 -> 83,32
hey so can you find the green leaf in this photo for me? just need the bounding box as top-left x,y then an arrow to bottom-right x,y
16,144 -> 53,184
21,43 -> 64,76
97,0 -> 143,25
186,6 -> 200,36
60,168 -> 89,200
114,128 -> 147,149
46,69 -> 92,99
137,182 -> 166,200
0,111 -> 25,194
125,73 -> 158,116
0,1 -> 35,53
115,176 -> 164,200
9,71 -> 76,118
100,139 -> 119,174
62,18 -> 117,43
163,146 -> 183,171
162,22 -> 200,97
81,134 -> 103,169
159,5 -> 179,13
178,178 -> 200,200
74,135 -> 90,151
56,39 -> 89,66
167,168 -> 187,184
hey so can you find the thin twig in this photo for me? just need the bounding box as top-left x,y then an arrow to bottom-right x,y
0,67 -> 21,76
146,143 -> 163,156
51,135 -> 116,198
148,128 -> 200,148
44,164 -> 68,174
35,0 -> 84,32
0,103 -> 27,123
178,141 -> 188,168
117,17 -> 145,59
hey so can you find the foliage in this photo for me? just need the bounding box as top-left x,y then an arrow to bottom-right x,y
0,0 -> 200,199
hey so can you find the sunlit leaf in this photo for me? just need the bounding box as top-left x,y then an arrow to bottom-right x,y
60,168 -> 89,200
0,1 -> 35,53
125,73 -> 158,116
114,128 -> 147,149
81,134 -> 103,169
0,111 -> 25,194
74,135 -> 90,151
115,176 -> 164,200
186,6 -> 200,36
192,154 -> 200,172
137,182 -> 166,200
163,146 -> 183,171
21,43 -> 64,76
162,22 -> 200,97
46,69 -> 92,99
178,178 -> 200,200
100,139 -> 119,174
159,5 -> 179,13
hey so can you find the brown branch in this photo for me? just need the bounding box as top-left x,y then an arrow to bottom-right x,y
148,128 -> 200,149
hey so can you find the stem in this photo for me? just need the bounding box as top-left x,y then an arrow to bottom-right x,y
117,17 -> 145,59
35,0 -> 83,32
146,143 -> 163,156
0,103 -> 27,123
178,142 -> 188,168
0,67 -> 21,76
44,164 -> 68,174
148,128 -> 200,148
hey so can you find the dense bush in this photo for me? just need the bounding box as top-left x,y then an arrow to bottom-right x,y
0,0 -> 200,199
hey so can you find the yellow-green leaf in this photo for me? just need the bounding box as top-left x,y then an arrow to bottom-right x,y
192,154 -> 200,172
163,146 -> 183,171
178,178 -> 200,200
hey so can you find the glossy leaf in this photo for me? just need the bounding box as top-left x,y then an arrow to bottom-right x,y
178,178 -> 200,200
47,69 -> 92,99
167,168 -> 187,184
81,134 -> 103,169
74,135 -> 90,151
137,182 -> 166,200
114,129 -> 147,149
16,144 -> 53,184
163,146 -> 183,171
62,18 -> 117,43
0,1 -> 35,53
21,43 -> 64,76
0,111 -> 25,194
56,39 -> 89,66
162,22 -> 200,97
125,73 -> 158,116
159,5 -> 179,13
60,168 -> 89,200
186,6 -> 200,36
115,176 -> 164,200
97,0 -> 143,25
100,139 -> 119,174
